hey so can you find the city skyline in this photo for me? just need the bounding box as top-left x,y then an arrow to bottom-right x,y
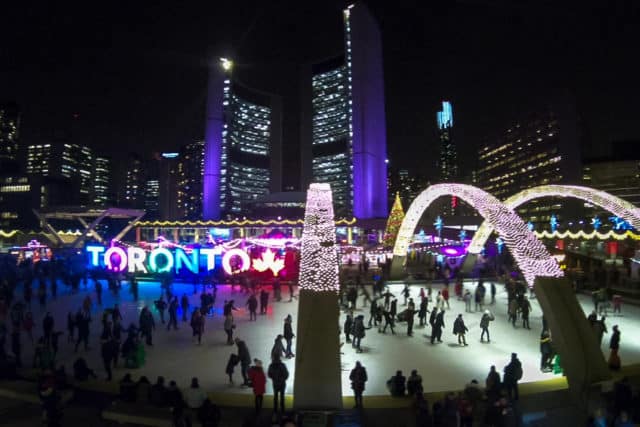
1,1 -> 639,187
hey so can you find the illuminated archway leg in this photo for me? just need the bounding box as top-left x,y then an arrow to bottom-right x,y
293,183 -> 342,410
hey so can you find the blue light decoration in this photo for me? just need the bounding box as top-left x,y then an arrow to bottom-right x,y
434,215 -> 444,238
496,237 -> 504,254
527,221 -> 534,232
609,216 -> 632,231
550,214 -> 559,233
458,229 -> 467,241
591,216 -> 601,231
437,101 -> 453,129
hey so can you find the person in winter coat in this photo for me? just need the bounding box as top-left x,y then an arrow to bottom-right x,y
480,310 -> 495,342
508,299 -> 518,327
259,289 -> 269,315
248,359 -> 266,413
139,307 -> 155,346
609,325 -> 621,370
154,297 -> 167,324
387,370 -> 406,396
485,365 -> 501,400
344,314 -> 353,343
235,338 -> 252,386
418,297 -> 428,326
100,323 -> 117,381
368,299 -> 379,327
349,361 -> 367,409
223,314 -> 234,345
453,314 -> 469,346
246,294 -> 258,321
463,290 -> 472,312
503,353 -> 523,400
167,297 -> 179,331
283,315 -> 295,358
430,309 -> 445,344
271,335 -> 286,361
225,353 -> 240,384
521,296 -> 532,329
180,294 -> 189,322
191,309 -> 205,345
539,331 -> 553,371
441,286 -> 450,309
268,356 -> 289,415
352,315 -> 365,353
406,369 -> 423,396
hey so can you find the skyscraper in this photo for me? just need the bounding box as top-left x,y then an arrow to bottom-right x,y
203,59 -> 283,219
124,153 -> 145,209
93,156 -> 111,207
0,103 -> 20,162
144,179 -> 160,219
177,141 -> 205,220
477,104 -> 582,227
436,101 -> 457,182
26,142 -> 94,205
301,3 -> 388,219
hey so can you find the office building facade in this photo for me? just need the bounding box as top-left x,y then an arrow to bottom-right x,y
93,156 -> 111,207
25,142 -> 95,205
583,157 -> 640,214
477,106 -> 581,227
301,3 -> 388,219
177,141 -> 205,220
0,103 -> 20,162
203,60 -> 282,219
124,153 -> 146,209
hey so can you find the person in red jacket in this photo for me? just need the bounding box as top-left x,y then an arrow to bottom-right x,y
248,359 -> 266,414
442,286 -> 450,309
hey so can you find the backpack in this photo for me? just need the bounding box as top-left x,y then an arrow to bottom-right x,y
514,363 -> 523,380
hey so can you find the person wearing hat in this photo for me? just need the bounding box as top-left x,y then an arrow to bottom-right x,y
248,359 -> 266,413
480,310 -> 495,343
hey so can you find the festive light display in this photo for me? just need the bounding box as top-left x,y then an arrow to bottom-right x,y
468,185 -> 640,254
134,218 -> 357,227
609,216 -> 633,231
534,229 -> 640,241
496,237 -> 504,254
86,243 -> 287,275
299,183 -> 340,292
591,216 -> 601,231
434,216 -> 443,238
393,183 -> 562,286
458,229 -> 467,241
550,214 -> 559,233
252,249 -> 285,276
383,192 -> 405,248
527,221 -> 534,231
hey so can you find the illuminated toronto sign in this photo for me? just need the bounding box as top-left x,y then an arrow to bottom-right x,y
86,244 -> 286,276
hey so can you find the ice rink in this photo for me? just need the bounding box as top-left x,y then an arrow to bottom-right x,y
13,278 -> 640,397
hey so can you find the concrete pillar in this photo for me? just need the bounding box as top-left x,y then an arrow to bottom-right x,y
389,254 -> 406,280
534,277 -> 611,422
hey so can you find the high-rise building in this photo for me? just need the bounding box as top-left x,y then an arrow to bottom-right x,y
301,3 -> 388,219
387,168 -> 428,209
124,153 -> 145,209
436,101 -> 456,182
26,142 -> 95,205
203,59 -> 283,219
477,105 -> 582,227
0,103 -> 20,162
177,141 -> 205,220
144,179 -> 160,219
583,156 -> 640,214
93,156 -> 111,207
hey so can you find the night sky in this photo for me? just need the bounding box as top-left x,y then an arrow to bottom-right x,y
1,1 -> 639,190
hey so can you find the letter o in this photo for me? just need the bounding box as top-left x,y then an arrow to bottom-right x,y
222,248 -> 250,275
149,248 -> 174,273
104,247 -> 127,272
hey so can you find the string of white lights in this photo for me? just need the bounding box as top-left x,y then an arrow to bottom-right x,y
393,183 -> 563,287
299,183 -> 340,292
467,185 -> 640,254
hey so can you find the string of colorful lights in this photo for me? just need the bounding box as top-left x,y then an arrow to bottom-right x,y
134,218 -> 357,227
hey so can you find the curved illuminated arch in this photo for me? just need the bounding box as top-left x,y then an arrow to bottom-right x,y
392,183 -> 563,286
467,185 -> 640,254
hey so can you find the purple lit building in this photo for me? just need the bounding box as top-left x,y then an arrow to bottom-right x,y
301,3 -> 388,219
202,58 -> 282,219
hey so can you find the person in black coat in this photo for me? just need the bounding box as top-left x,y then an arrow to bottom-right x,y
139,307 -> 155,346
100,322 -> 116,381
349,361 -> 367,409
352,315 -> 365,353
453,314 -> 468,346
344,314 -> 353,343
387,370 -> 406,396
246,294 -> 258,321
283,315 -> 295,358
167,297 -> 179,331
431,309 -> 445,344
418,297 -> 428,327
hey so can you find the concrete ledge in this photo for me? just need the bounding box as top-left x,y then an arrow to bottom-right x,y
0,379 -> 74,404
102,401 -> 174,426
